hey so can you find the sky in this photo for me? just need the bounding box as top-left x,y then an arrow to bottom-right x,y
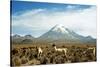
11,1 -> 97,38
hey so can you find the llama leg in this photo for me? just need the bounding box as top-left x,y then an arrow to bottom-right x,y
38,50 -> 39,57
65,51 -> 66,55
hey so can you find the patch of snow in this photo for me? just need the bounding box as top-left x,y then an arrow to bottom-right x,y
52,24 -> 69,34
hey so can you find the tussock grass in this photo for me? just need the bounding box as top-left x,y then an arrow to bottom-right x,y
11,43 -> 96,66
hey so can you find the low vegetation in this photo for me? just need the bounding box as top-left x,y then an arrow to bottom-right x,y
11,43 -> 96,66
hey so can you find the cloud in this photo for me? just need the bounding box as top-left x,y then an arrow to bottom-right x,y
12,6 -> 97,38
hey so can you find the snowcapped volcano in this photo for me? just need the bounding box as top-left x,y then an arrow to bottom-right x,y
12,24 -> 96,44
38,24 -> 95,43
38,24 -> 79,41
51,24 -> 69,34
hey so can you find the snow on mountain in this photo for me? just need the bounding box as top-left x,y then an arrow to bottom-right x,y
11,24 -> 96,44
38,24 -> 96,43
38,24 -> 78,40
51,24 -> 69,34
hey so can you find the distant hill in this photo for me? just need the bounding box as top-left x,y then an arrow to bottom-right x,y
11,34 -> 35,44
21,39 -> 33,44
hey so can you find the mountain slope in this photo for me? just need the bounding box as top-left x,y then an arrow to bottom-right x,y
38,24 -> 96,43
11,34 -> 35,44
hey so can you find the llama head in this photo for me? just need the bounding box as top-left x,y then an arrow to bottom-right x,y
52,43 -> 56,47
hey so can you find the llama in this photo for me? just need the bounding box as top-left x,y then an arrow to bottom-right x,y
38,47 -> 43,56
53,44 -> 68,55
88,47 -> 96,56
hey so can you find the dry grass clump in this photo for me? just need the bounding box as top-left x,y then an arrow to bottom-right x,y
11,43 -> 96,66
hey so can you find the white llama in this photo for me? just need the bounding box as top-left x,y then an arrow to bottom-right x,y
38,47 -> 43,56
88,47 -> 96,56
54,45 -> 68,55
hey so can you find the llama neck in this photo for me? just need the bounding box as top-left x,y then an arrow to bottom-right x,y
54,46 -> 57,50
39,47 -> 41,50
